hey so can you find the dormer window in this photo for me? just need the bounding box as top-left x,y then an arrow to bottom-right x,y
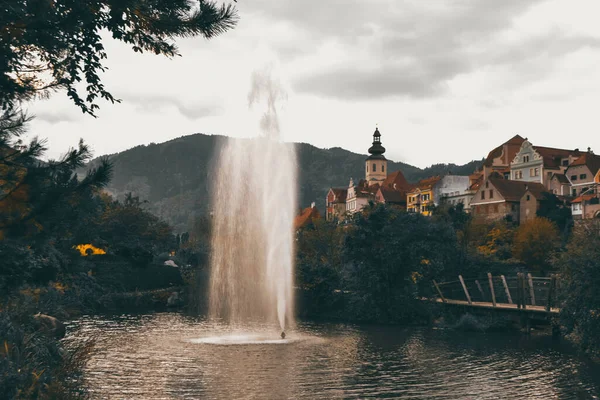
562,159 -> 569,167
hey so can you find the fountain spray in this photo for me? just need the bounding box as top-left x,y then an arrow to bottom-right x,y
208,65 -> 296,335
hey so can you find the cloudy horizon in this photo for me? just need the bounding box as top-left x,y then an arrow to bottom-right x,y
26,0 -> 600,169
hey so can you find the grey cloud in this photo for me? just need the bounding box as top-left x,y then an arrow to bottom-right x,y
284,0 -> 600,99
35,111 -> 77,124
294,57 -> 465,99
121,94 -> 222,119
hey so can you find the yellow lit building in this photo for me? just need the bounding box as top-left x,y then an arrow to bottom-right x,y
406,176 -> 441,216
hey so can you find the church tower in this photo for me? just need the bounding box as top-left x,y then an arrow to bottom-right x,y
365,127 -> 387,185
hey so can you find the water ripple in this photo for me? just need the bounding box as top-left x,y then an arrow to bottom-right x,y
65,313 -> 600,400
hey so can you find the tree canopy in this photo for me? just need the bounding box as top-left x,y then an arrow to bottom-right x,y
1,0 -> 238,115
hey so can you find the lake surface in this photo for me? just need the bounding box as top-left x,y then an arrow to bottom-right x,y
66,313 -> 600,399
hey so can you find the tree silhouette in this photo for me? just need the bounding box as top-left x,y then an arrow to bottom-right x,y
1,0 -> 238,115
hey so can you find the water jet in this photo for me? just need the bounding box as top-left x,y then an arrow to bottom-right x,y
208,66 -> 296,335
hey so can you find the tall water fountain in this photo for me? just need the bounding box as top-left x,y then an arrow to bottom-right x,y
208,68 -> 296,334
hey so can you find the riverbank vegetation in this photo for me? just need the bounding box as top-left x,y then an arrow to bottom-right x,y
295,203 -> 600,357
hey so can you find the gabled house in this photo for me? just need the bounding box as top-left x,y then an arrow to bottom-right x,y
470,174 -> 548,224
346,178 -> 377,215
549,173 -> 571,197
509,139 -> 586,188
482,135 -> 526,178
565,152 -> 600,197
326,188 -> 348,221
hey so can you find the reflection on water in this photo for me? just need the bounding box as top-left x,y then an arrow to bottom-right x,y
66,313 -> 600,399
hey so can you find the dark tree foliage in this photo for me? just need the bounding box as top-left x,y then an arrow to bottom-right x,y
0,110 -> 112,241
1,0 -> 238,115
555,220 -> 600,357
536,192 -> 573,239
94,192 -> 175,266
343,203 -> 459,323
295,219 -> 344,316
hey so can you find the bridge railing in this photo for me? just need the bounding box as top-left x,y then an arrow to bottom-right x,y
433,273 -> 558,311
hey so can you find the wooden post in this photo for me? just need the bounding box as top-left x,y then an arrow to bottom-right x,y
527,273 -> 536,306
475,280 -> 485,300
459,275 -> 472,305
501,275 -> 513,304
433,280 -> 446,303
519,273 -> 527,310
487,273 -> 497,307
516,273 -> 522,309
546,274 -> 556,312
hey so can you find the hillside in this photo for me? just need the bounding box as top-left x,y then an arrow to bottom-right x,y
86,133 -> 483,232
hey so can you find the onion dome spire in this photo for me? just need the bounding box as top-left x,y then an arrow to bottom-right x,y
367,126 -> 386,160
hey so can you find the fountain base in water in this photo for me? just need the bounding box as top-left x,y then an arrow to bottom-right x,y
188,333 -> 298,346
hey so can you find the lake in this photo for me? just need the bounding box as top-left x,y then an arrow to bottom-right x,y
66,313 -> 600,399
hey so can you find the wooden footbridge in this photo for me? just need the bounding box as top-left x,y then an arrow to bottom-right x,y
430,273 -> 560,315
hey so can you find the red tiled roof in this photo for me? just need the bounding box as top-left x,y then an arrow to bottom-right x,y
571,194 -> 596,204
483,135 -> 525,167
381,170 -> 411,191
329,188 -> 348,203
533,146 -> 583,169
567,153 -> 600,176
487,177 -> 548,202
408,176 -> 441,193
294,206 -> 321,229
377,186 -> 408,204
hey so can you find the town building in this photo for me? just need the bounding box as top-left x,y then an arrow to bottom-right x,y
509,139 -> 586,188
407,176 -> 441,215
571,189 -> 600,220
470,174 -> 549,224
345,178 -> 377,215
564,152 -> 600,197
365,127 -> 388,186
407,174 -> 471,215
325,188 -> 348,222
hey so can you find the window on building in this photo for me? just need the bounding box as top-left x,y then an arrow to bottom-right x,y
493,204 -> 499,213
572,188 -> 577,196
382,164 -> 384,172
580,174 -> 587,180
373,163 -> 376,172
534,168 -> 539,176
527,194 -> 531,201
523,155 -> 530,162
571,175 -> 577,181
489,190 -> 494,198
485,181 -> 489,188
562,159 -> 569,166
481,191 -> 485,200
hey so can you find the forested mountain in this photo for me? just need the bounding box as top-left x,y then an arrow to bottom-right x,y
85,133 -> 483,232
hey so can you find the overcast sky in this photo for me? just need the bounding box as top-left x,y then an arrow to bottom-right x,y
27,0 -> 600,169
